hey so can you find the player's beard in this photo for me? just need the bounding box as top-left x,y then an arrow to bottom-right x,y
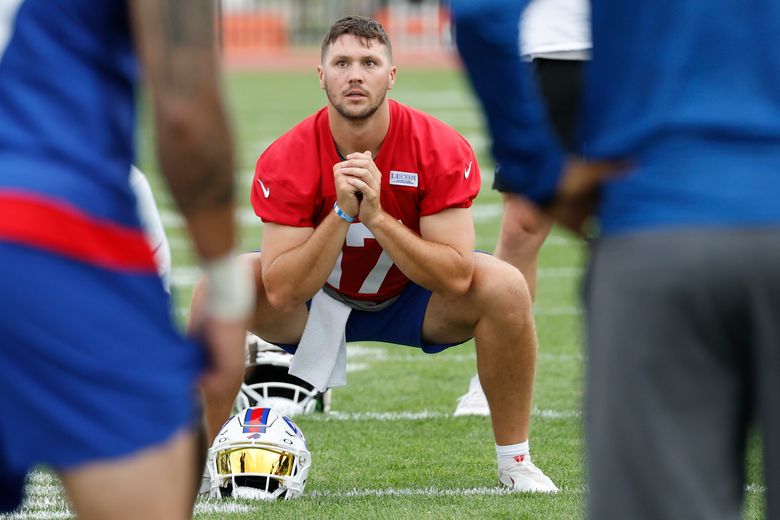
325,81 -> 388,121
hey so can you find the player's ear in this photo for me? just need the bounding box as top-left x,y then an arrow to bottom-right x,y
316,65 -> 325,89
387,65 -> 397,90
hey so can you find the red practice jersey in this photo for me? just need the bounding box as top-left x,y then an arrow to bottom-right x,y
251,99 -> 480,302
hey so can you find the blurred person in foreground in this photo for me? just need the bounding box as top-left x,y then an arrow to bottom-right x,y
453,0 -> 780,518
0,1 -> 252,518
454,0 -> 591,417
190,15 -> 557,492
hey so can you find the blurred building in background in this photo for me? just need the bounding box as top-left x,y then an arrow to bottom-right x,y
219,0 -> 455,69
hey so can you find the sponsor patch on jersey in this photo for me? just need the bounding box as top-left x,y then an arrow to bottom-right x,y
389,170 -> 418,188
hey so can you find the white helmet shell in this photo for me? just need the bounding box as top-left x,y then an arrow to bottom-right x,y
234,334 -> 331,417
207,407 -> 311,500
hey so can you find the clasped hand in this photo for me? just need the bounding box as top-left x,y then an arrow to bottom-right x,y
333,151 -> 385,226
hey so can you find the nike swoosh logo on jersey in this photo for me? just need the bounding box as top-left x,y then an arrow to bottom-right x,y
464,161 -> 473,179
257,178 -> 270,198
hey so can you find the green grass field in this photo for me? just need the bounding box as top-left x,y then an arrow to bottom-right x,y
4,68 -> 767,519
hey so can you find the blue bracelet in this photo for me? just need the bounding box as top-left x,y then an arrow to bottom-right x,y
333,201 -> 356,223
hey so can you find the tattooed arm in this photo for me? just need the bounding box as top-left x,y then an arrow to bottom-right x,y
129,0 -> 235,261
130,1 -> 253,446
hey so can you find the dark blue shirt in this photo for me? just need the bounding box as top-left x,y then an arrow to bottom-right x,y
453,0 -> 780,235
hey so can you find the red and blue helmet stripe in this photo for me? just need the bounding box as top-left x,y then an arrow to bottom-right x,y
242,407 -> 271,434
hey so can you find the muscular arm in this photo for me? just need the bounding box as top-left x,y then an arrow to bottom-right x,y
260,212 -> 350,311
367,208 -> 475,299
129,0 -> 236,261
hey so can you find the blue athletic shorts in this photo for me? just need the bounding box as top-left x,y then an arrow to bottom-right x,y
277,280 -> 471,355
0,243 -> 204,512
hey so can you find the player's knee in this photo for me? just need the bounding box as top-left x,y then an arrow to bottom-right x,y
499,196 -> 552,248
472,256 -> 531,312
499,215 -> 549,251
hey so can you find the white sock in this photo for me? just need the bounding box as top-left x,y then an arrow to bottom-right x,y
496,440 -> 530,469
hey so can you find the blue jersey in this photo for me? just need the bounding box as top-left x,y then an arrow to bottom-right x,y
0,0 -> 151,268
0,4 -> 203,513
453,0 -> 780,235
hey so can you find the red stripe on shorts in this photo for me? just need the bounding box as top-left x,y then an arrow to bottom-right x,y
0,190 -> 157,273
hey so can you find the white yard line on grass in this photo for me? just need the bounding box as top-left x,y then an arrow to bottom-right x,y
19,485 -> 61,497
745,484 -> 768,493
307,485 -> 581,498
0,513 -> 73,520
307,408 -> 581,422
308,482 -> 768,499
26,473 -> 58,485
308,486 -> 522,498
0,501 -> 251,520
193,501 -> 252,514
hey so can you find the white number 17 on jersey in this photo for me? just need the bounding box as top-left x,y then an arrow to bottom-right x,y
326,222 -> 394,295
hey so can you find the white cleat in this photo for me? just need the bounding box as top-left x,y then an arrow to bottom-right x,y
498,455 -> 559,493
453,375 -> 491,417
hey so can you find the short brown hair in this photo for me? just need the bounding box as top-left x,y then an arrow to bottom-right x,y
321,16 -> 392,62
